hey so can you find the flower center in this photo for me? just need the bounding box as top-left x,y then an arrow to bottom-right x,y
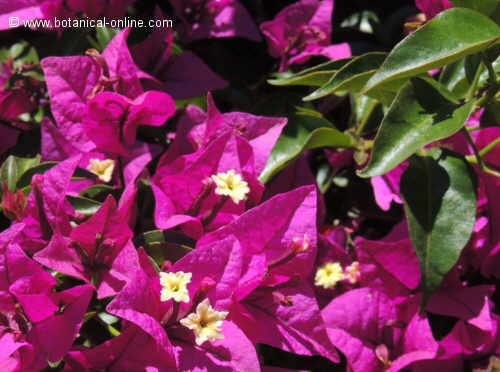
87,158 -> 115,182
159,271 -> 192,303
179,298 -> 228,345
211,169 -> 250,204
315,262 -> 345,289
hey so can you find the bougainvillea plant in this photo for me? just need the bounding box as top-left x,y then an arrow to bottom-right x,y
0,0 -> 499,371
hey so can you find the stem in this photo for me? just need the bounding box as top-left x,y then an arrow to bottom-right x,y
475,52 -> 500,108
200,197 -> 228,226
482,52 -> 497,89
483,167 -> 500,178
479,137 -> 500,158
461,128 -> 484,170
466,125 -> 480,132
465,157 -> 500,178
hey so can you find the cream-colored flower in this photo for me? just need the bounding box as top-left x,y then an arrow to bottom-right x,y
87,158 -> 115,182
475,355 -> 500,372
159,271 -> 192,303
211,170 -> 249,204
344,261 -> 361,284
315,262 -> 345,289
291,234 -> 310,253
179,299 -> 228,345
491,356 -> 500,372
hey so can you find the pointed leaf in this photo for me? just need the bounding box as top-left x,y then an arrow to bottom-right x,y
0,155 -> 41,190
259,114 -> 355,183
450,0 -> 499,16
439,54 -> 500,98
400,148 -> 476,301
358,78 -> 475,178
66,195 -> 102,215
364,8 -> 500,94
304,52 -> 387,101
16,161 -> 57,189
79,184 -> 116,200
268,58 -> 351,87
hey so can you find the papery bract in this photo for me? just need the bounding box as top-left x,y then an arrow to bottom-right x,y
106,242 -> 261,371
153,131 -> 264,238
322,288 -> 437,372
260,0 -> 351,71
416,0 -> 452,19
64,324 -> 176,371
34,195 -> 140,298
199,186 -> 339,363
131,21 -> 228,100
13,156 -> 80,254
165,94 -> 287,175
170,0 -> 261,42
83,90 -> 175,155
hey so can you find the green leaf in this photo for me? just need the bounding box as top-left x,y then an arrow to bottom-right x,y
350,94 -> 384,135
439,54 -> 500,98
95,27 -> 119,51
358,78 -> 475,178
303,52 -> 387,101
67,195 -> 101,215
451,0 -> 499,16
79,184 -> 116,200
363,8 -> 500,94
481,100 -> 500,126
400,148 -> 476,301
16,161 -> 57,189
267,58 -> 351,87
259,114 -> 356,183
97,312 -> 120,325
142,230 -> 194,266
0,155 -> 41,191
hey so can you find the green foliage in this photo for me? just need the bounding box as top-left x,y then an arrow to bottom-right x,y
401,149 -> 477,302
364,8 -> 500,94
304,53 -> 387,101
267,2 -> 500,307
358,78 -> 475,178
259,113 -> 355,183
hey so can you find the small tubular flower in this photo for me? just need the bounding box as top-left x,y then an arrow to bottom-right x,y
344,261 -> 361,284
179,299 -> 228,345
315,262 -> 345,289
159,271 -> 192,303
211,169 -> 249,204
87,158 -> 116,182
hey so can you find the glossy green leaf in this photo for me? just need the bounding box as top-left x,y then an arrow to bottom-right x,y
303,53 -> 387,101
451,0 -> 499,16
358,78 -> 475,178
439,54 -> 500,98
259,114 -> 356,183
67,195 -> 101,215
79,184 -> 116,200
267,58 -> 351,87
16,161 -> 57,189
481,100 -> 500,126
350,94 -> 384,135
400,148 -> 476,301
95,27 -> 119,50
0,155 -> 42,191
143,230 -> 194,266
364,8 -> 500,94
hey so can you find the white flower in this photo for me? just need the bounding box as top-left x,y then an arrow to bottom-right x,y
179,299 -> 228,345
159,271 -> 192,303
87,158 -> 115,183
211,170 -> 250,204
314,262 -> 345,289
344,261 -> 361,284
